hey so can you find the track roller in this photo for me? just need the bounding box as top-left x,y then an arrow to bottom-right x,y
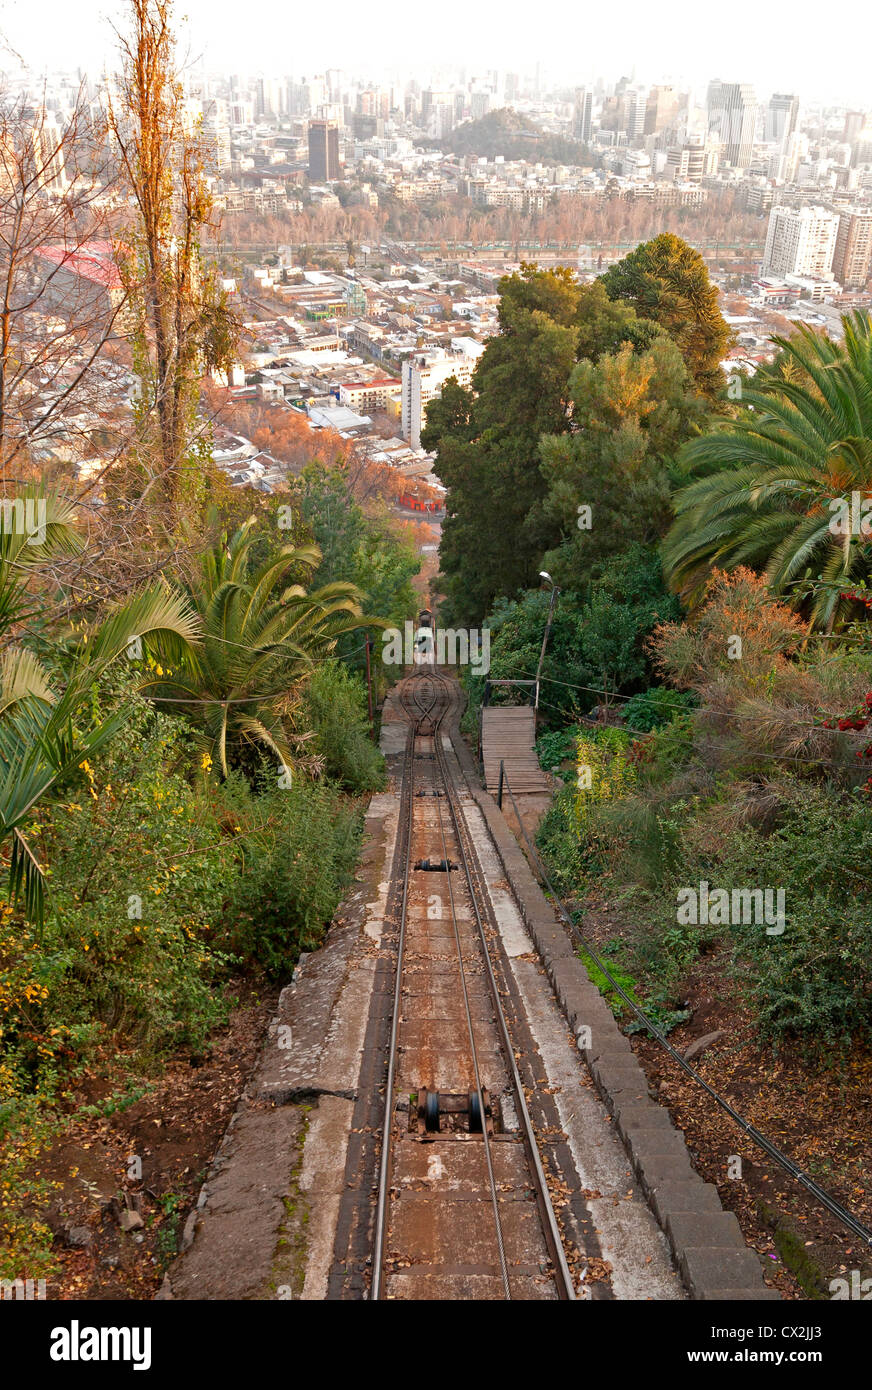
417,1087 -> 440,1135
468,1088 -> 493,1134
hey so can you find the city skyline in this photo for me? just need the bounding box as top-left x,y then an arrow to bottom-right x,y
1,0 -> 870,106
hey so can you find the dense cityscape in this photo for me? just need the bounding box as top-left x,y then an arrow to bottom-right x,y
4,58 -> 872,504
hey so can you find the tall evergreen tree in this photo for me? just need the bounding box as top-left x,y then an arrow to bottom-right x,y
540,335 -> 706,590
432,264 -> 579,624
601,233 -> 731,399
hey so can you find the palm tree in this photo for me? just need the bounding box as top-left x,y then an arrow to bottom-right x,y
663,312 -> 872,629
139,518 -> 368,775
0,487 -> 201,924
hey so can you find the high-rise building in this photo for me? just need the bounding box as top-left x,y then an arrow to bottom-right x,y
706,80 -> 758,168
665,136 -> 719,184
27,110 -> 69,196
359,88 -> 390,121
832,207 -> 872,289
765,93 -> 799,147
401,349 -> 481,450
843,111 -> 866,145
621,87 -> 647,142
762,205 -> 840,279
644,84 -> 680,136
470,90 -> 490,121
203,97 -> 232,171
307,119 -> 340,181
573,87 -> 592,143
421,89 -> 455,138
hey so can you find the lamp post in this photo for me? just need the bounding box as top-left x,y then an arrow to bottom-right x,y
534,571 -> 559,712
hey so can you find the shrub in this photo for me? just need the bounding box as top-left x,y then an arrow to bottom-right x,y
712,786 -> 872,1049
535,726 -> 577,772
303,662 -> 385,793
624,686 -> 696,732
535,784 -> 589,894
10,701 -> 233,1067
0,696 -> 235,1278
220,777 -> 362,979
574,726 -> 637,835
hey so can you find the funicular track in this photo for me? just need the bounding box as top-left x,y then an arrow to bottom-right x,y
369,667 -> 576,1300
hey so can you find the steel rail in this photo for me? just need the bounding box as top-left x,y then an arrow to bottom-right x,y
373,668 -> 576,1300
431,674 -> 577,1301
371,667 -> 457,1298
430,721 -> 513,1298
370,715 -> 418,1300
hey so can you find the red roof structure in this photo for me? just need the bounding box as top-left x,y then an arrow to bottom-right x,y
36,240 -> 123,291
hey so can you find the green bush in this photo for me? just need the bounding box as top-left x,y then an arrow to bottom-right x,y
304,662 -> 385,793
0,696 -> 235,1278
535,726 -> 577,772
713,787 -> 872,1049
604,781 -> 872,1050
535,784 -> 589,894
624,686 -> 696,732
10,701 -> 233,1067
221,777 -> 362,979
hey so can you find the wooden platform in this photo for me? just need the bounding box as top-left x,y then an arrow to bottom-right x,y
481,706 -> 549,795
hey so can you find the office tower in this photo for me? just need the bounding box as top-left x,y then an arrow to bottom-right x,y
307,119 -> 340,181
832,207 -> 872,288
573,87 -> 592,142
622,87 -> 647,142
665,136 -> 719,183
765,93 -> 799,147
470,91 -> 490,121
644,84 -> 680,136
203,97 -> 232,171
843,111 -> 866,144
706,79 -> 758,168
762,205 -> 840,278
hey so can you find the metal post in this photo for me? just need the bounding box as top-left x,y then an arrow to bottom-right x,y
478,678 -> 490,765
534,586 -> 559,711
364,634 -> 375,741
497,760 -> 505,811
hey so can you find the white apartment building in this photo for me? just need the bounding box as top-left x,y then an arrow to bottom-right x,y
762,205 -> 840,279
401,347 -> 483,450
832,207 -> 872,289
665,139 -> 719,184
338,377 -> 402,412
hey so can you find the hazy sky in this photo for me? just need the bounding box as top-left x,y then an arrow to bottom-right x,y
1,0 -> 870,106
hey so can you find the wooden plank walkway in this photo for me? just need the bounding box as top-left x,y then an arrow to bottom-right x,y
481,706 -> 549,795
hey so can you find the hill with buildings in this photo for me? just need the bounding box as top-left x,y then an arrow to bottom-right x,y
435,107 -> 591,164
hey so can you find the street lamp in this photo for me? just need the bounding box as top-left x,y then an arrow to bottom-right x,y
534,572 -> 560,711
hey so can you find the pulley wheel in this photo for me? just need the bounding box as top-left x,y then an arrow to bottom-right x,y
468,1088 -> 483,1133
423,1088 -> 440,1132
